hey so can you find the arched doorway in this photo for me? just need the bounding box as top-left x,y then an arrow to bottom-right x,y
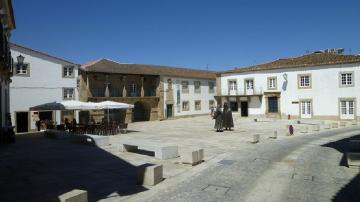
133,102 -> 150,122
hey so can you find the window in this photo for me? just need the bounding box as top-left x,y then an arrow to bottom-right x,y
267,77 -> 277,90
182,81 -> 189,93
195,100 -> 201,111
245,79 -> 254,89
128,83 -> 138,97
298,74 -> 311,88
63,66 -> 74,77
228,80 -> 237,91
182,101 -> 189,111
194,81 -> 201,93
340,72 -> 354,87
209,100 -> 215,109
208,82 -> 215,93
15,63 -> 29,76
63,88 -> 74,100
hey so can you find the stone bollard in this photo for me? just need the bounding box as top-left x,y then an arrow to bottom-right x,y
269,130 -> 277,139
323,124 -> 331,129
311,125 -> 320,132
300,126 -> 308,133
252,134 -> 260,143
180,148 -> 204,165
347,153 -> 360,169
50,189 -> 88,202
332,122 -> 339,128
339,122 -> 347,127
137,164 -> 163,186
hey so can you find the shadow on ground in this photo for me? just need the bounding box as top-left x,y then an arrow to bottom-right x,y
322,133 -> 360,202
0,133 -> 147,202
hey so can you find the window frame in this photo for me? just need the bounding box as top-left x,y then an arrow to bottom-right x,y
62,65 -> 75,78
194,81 -> 201,93
209,100 -> 215,109
195,100 -> 201,111
182,101 -> 190,111
14,62 -> 30,77
297,74 -> 312,89
339,71 -> 354,87
267,77 -> 277,90
181,81 -> 189,94
63,88 -> 75,100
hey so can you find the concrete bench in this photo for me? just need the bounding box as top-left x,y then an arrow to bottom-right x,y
72,134 -> 110,147
254,118 -> 276,122
251,134 -> 260,143
332,122 -> 339,128
323,124 -> 331,129
300,126 -> 308,133
297,120 -> 325,125
349,140 -> 360,152
339,122 -> 347,127
137,164 -> 163,186
311,125 -> 320,132
180,148 -> 204,165
347,153 -> 360,169
351,121 -> 358,125
49,189 -> 88,202
120,139 -> 179,160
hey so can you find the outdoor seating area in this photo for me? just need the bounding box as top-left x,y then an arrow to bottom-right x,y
30,100 -> 133,136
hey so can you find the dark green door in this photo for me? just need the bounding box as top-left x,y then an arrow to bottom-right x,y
166,104 -> 173,118
268,97 -> 278,113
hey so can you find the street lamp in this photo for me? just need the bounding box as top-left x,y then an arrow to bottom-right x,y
16,54 -> 24,64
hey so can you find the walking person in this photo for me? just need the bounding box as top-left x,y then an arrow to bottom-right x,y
213,104 -> 223,132
222,102 -> 234,131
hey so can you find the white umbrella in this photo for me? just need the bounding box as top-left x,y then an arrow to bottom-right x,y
94,101 -> 134,125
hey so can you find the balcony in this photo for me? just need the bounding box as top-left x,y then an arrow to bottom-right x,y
220,87 -> 263,96
88,96 -> 160,103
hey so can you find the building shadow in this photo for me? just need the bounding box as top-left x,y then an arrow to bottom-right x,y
321,133 -> 360,202
0,133 -> 147,202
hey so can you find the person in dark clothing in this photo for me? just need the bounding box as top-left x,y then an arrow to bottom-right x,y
222,102 -> 234,130
213,104 -> 223,132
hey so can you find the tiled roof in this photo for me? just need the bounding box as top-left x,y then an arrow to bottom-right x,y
223,53 -> 360,74
81,58 -> 216,79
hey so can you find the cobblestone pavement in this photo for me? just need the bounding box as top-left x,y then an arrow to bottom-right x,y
127,125 -> 360,202
1,116 -> 359,202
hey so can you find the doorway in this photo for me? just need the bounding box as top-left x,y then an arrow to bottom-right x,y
240,102 -> 248,117
133,102 -> 150,122
229,101 -> 238,112
166,104 -> 173,118
16,112 -> 28,133
268,97 -> 279,113
340,100 -> 355,120
300,100 -> 312,119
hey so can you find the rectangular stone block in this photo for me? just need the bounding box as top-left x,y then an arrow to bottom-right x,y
154,146 -> 179,160
198,148 -> 204,161
347,152 -> 360,169
311,125 -> 320,132
137,164 -> 163,186
300,126 -> 308,133
323,124 -> 331,129
351,121 -> 358,125
180,150 -> 199,165
332,122 -> 339,128
252,134 -> 260,143
339,122 -> 347,127
349,140 -> 360,152
269,130 -> 277,139
50,189 -> 88,202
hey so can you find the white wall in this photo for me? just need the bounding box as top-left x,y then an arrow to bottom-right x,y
10,49 -> 78,130
163,77 -> 216,117
221,63 -> 360,119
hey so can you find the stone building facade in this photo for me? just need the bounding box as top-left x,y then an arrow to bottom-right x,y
79,59 -> 216,123
0,0 -> 15,142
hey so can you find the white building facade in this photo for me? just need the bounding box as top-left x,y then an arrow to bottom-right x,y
10,44 -> 78,132
162,76 -> 216,118
216,53 -> 360,121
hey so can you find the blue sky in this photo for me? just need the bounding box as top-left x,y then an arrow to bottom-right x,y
11,0 -> 360,71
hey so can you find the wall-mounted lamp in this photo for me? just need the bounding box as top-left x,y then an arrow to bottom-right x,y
17,54 -> 25,64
